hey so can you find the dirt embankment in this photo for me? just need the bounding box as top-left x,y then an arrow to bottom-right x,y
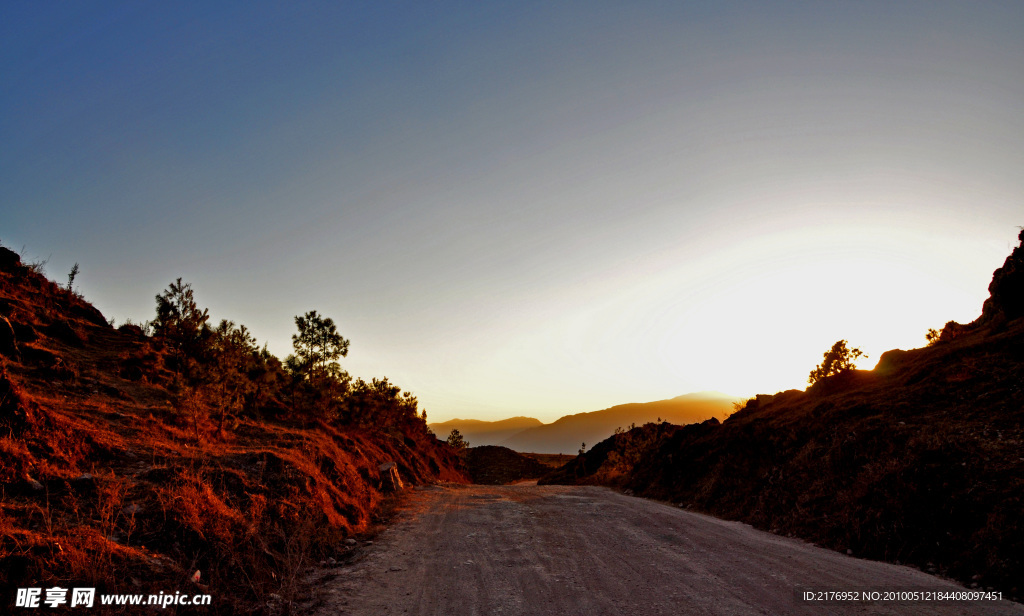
0,245 -> 467,614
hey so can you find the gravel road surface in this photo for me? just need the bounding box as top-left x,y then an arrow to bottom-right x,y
311,482 -> 1022,615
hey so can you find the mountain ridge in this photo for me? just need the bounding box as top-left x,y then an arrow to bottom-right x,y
428,416 -> 544,447
430,391 -> 738,454
501,392 -> 738,454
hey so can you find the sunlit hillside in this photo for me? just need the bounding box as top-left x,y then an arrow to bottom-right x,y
0,245 -> 467,614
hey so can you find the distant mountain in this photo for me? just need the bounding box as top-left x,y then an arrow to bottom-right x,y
429,416 -> 543,446
499,392 -> 738,454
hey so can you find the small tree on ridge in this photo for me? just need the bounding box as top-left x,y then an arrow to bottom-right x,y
286,310 -> 350,419
153,278 -> 210,376
808,339 -> 866,385
288,310 -> 349,382
447,429 -> 468,450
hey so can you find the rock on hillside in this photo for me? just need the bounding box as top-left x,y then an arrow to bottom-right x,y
981,228 -> 1024,324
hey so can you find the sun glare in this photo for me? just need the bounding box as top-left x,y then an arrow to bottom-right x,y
636,225 -> 993,399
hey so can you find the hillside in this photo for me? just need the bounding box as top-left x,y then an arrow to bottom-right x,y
459,446 -> 550,485
500,392 -> 736,454
428,416 -> 543,447
543,230 -> 1024,597
0,246 -> 467,614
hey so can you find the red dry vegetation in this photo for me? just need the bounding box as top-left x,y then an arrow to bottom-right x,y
0,246 -> 467,614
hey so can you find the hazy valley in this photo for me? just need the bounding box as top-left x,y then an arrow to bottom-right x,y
430,392 -> 736,454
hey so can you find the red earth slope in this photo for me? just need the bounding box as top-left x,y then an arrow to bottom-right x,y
0,246 -> 466,614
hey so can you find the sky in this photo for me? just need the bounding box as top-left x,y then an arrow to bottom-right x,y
2,1 -> 1023,423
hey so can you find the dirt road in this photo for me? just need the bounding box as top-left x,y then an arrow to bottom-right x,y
311,483 -> 1022,615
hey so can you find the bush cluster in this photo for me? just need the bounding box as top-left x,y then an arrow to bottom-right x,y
148,278 -> 431,440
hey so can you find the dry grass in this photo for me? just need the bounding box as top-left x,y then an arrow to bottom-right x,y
0,247 -> 468,614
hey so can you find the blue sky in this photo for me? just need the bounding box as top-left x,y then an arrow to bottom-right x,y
3,2 -> 1023,421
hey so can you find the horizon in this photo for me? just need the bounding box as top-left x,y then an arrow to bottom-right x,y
431,390 -> 740,425
4,3 -> 1023,423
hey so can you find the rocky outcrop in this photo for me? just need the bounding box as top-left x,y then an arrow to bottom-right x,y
979,228 -> 1024,325
379,462 -> 404,492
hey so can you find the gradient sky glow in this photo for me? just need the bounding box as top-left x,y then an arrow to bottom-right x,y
3,2 -> 1023,422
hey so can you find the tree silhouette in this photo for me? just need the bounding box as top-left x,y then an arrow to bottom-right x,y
288,310 -> 349,382
207,319 -> 259,436
66,262 -> 79,292
284,310 -> 351,419
808,340 -> 866,385
446,429 -> 468,450
343,377 -> 420,427
153,278 -> 210,376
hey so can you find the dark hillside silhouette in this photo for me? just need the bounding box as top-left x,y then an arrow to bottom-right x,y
461,446 -> 550,484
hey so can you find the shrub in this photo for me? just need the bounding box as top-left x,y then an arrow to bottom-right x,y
66,262 -> 79,292
446,429 -> 468,450
808,340 -> 866,385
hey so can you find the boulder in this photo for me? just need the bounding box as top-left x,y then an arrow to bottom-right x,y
70,473 -> 96,495
379,461 -> 404,492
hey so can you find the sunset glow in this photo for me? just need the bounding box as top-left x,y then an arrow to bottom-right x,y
3,3 -> 1022,423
